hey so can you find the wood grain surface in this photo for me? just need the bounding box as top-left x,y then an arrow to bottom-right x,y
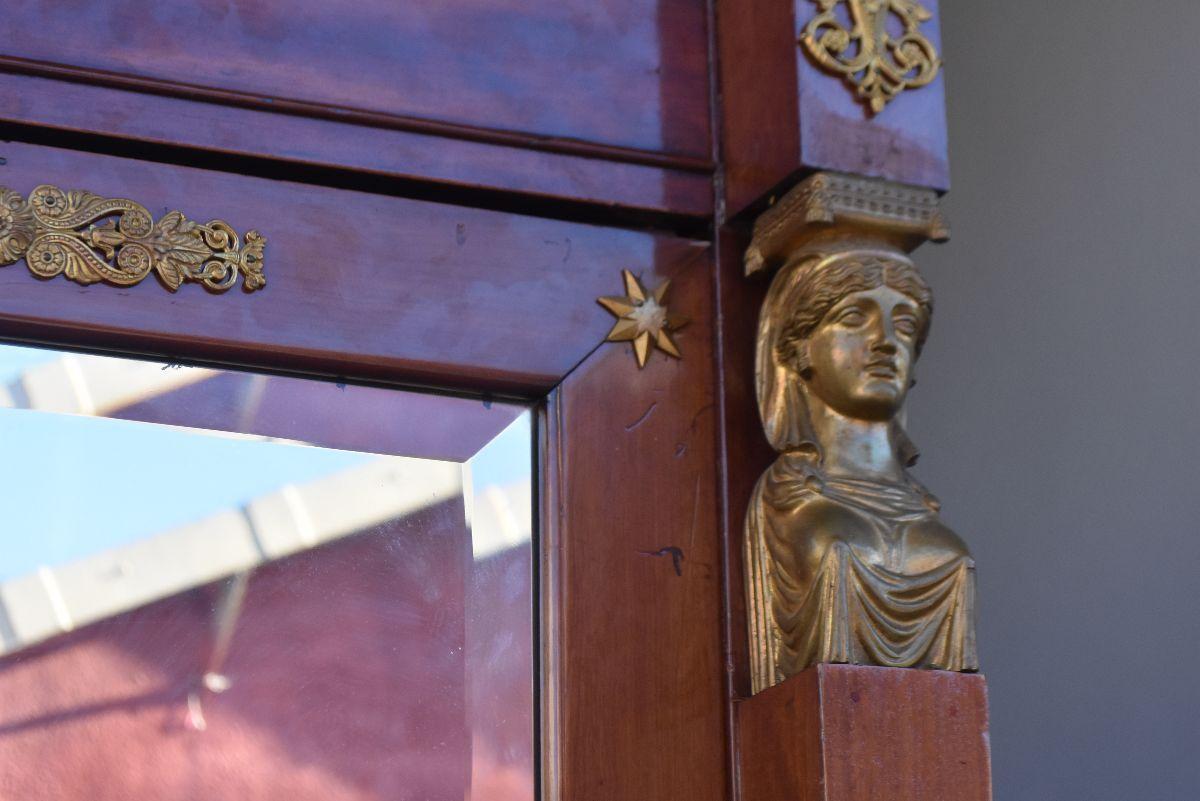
0,0 -> 710,159
737,664 -> 993,801
712,225 -> 774,705
0,141 -> 709,394
542,245 -> 729,801
0,72 -> 712,218
715,0 -> 803,218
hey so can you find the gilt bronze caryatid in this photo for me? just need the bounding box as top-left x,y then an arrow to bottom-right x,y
744,173 -> 976,693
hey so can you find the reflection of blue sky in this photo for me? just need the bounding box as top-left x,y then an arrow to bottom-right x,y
0,344 -> 56,384
467,412 -> 531,491
0,342 -> 532,583
0,409 -> 373,583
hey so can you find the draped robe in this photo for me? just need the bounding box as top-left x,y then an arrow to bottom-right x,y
745,451 -> 978,692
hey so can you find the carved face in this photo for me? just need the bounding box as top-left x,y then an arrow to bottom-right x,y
801,285 -> 920,421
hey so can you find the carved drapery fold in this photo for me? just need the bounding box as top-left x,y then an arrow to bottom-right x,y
746,452 -> 977,692
744,171 -> 977,693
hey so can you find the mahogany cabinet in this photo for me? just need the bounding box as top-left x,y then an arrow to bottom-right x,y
0,1 -> 975,799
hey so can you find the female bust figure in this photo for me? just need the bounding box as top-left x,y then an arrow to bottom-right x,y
745,247 -> 977,693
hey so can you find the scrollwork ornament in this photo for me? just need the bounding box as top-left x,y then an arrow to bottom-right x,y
0,184 -> 266,293
0,189 -> 37,264
800,0 -> 941,114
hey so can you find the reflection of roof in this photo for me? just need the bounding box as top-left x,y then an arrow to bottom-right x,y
0,352 -> 213,415
0,348 -> 533,656
0,458 -> 462,657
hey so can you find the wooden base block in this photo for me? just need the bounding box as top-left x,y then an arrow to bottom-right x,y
737,664 -> 992,801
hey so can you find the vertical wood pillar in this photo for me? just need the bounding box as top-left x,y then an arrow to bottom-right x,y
714,2 -> 992,799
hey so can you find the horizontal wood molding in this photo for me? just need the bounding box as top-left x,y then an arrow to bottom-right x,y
0,0 -> 711,160
0,71 -> 712,220
0,141 -> 710,395
0,58 -> 713,174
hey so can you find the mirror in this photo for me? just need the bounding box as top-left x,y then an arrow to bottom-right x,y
0,344 -> 534,801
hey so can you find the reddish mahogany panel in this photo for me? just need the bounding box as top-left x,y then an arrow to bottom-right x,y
543,246 -> 728,800
2,0 -> 710,159
737,666 -> 992,801
0,73 -> 711,218
717,0 -> 949,217
712,226 -> 773,704
795,0 -> 949,190
716,0 -> 802,216
0,141 -> 709,393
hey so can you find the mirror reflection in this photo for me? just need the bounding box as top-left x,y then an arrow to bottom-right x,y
0,344 -> 533,801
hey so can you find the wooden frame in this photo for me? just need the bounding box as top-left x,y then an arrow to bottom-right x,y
0,137 -> 731,801
0,0 -> 969,797
0,0 -> 733,790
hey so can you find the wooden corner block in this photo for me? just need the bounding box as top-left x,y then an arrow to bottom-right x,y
736,664 -> 993,801
717,0 -> 950,219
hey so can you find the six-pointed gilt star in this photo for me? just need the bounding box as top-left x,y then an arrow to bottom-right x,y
597,269 -> 689,368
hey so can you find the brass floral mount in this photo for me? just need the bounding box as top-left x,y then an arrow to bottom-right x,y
0,185 -> 265,292
597,269 -> 688,368
800,0 -> 941,114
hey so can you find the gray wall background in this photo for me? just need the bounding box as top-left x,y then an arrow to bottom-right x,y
905,3 -> 1200,799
